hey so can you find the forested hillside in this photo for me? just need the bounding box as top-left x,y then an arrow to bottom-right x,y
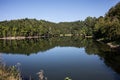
0,2 -> 120,42
94,2 -> 120,42
0,17 -> 97,38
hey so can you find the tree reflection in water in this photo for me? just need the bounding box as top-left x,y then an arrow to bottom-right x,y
0,37 -> 120,79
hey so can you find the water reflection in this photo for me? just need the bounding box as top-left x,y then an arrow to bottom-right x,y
0,37 -> 120,80
0,37 -> 89,54
84,40 -> 120,75
37,70 -> 47,80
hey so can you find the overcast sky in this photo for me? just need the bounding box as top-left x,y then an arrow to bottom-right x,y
0,0 -> 119,22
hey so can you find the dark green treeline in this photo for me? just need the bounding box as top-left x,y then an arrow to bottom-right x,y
0,17 -> 96,37
0,2 -> 120,42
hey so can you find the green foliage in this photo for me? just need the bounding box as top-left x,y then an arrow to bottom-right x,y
106,2 -> 120,20
0,2 -> 120,43
0,19 -> 57,38
83,16 -> 97,36
0,17 -> 97,38
93,2 -> 120,42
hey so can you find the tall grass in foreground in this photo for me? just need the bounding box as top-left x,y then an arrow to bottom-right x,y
37,70 -> 72,80
0,62 -> 71,80
0,63 -> 22,80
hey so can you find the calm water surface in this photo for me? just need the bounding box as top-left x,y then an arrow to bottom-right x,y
0,37 -> 120,80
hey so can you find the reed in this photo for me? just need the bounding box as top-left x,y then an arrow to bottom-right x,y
0,63 -> 22,80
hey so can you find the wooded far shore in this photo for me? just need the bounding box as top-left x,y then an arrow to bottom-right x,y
0,2 -> 120,46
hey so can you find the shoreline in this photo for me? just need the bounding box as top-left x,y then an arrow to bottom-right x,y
107,43 -> 120,49
0,36 -> 39,40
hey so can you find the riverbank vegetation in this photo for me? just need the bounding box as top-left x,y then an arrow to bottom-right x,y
0,63 -> 21,80
94,2 -> 120,42
0,2 -> 120,44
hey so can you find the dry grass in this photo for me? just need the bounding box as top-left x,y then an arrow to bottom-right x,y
0,63 -> 22,80
37,70 -> 47,80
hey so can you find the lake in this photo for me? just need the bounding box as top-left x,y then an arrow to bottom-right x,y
0,37 -> 120,80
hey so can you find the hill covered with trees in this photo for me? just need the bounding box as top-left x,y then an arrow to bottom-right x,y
94,2 -> 120,42
0,17 -> 96,38
0,2 -> 120,43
